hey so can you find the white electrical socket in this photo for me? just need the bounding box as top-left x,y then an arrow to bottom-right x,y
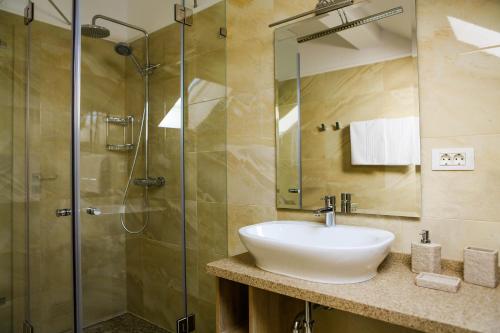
432,148 -> 474,171
439,153 -> 453,166
453,153 -> 466,166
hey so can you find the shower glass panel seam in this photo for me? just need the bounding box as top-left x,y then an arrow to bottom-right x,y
180,0 -> 189,320
24,2 -> 32,325
71,0 -> 83,331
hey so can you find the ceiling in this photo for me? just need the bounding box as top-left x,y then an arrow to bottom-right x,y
275,0 -> 417,80
0,0 -> 221,41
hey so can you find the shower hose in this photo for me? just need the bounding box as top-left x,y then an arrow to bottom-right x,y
120,108 -> 148,234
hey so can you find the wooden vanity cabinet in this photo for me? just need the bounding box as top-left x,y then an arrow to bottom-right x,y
216,278 -> 304,333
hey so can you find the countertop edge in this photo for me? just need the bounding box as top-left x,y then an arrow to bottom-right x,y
206,257 -> 479,333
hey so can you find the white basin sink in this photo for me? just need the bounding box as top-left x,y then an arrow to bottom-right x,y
239,221 -> 395,284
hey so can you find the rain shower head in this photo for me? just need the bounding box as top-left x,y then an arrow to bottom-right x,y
81,24 -> 110,39
297,6 -> 404,43
115,42 -> 133,56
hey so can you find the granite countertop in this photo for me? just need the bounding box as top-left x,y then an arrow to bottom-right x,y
206,253 -> 500,333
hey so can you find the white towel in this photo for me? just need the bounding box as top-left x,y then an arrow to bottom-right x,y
350,117 -> 420,166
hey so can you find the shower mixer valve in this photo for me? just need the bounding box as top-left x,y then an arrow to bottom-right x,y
133,176 -> 166,188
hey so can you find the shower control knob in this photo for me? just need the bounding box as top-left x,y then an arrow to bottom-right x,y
86,207 -> 102,216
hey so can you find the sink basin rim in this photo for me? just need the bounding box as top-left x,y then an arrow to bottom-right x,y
239,220 -> 395,251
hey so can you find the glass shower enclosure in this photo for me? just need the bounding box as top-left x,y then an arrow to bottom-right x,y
0,0 -> 227,332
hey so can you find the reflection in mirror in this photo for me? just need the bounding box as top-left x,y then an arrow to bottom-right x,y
275,0 -> 421,217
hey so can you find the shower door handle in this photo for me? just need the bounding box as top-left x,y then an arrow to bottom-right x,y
86,207 -> 102,216
55,208 -> 72,217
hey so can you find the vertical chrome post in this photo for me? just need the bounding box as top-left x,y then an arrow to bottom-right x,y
71,0 -> 83,331
179,0 -> 189,320
23,1 -> 33,325
143,34 -> 150,229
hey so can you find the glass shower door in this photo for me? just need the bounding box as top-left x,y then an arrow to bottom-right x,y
79,1 -> 187,332
184,1 -> 228,332
27,0 -> 76,332
0,3 -> 28,332
1,1 -> 77,332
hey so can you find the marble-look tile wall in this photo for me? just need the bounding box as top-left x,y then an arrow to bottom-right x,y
298,56 -> 421,216
124,3 -> 227,332
226,0 -> 500,262
226,0 -> 500,331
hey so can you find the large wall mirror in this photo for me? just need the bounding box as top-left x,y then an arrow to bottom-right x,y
275,0 -> 421,217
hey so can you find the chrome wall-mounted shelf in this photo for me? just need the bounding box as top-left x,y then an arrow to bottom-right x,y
105,115 -> 135,152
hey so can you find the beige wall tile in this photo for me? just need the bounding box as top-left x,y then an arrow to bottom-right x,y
463,220 -> 500,254
82,235 -> 127,325
188,98 -> 226,152
126,236 -> 144,317
141,238 -> 184,330
197,151 -> 227,203
228,204 -> 277,256
227,142 -> 275,206
421,135 -> 500,222
418,0 -> 500,138
227,0 -> 500,268
227,0 -> 274,44
227,92 -> 275,140
198,202 -> 227,257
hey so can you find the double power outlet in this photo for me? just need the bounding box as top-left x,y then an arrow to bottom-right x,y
432,148 -> 475,171
439,152 -> 466,167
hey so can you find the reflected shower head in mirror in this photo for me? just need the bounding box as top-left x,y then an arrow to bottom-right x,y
298,6 -> 404,43
81,24 -> 111,39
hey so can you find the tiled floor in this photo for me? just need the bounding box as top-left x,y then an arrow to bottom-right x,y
84,313 -> 170,333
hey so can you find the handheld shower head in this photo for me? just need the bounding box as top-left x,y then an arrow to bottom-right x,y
81,24 -> 110,39
114,42 -> 144,75
114,42 -> 133,56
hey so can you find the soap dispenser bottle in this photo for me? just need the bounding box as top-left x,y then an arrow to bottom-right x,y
411,230 -> 441,274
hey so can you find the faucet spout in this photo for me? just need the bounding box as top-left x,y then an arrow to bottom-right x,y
325,210 -> 335,227
314,196 -> 336,227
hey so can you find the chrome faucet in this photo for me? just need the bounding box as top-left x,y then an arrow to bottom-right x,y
314,196 -> 336,227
